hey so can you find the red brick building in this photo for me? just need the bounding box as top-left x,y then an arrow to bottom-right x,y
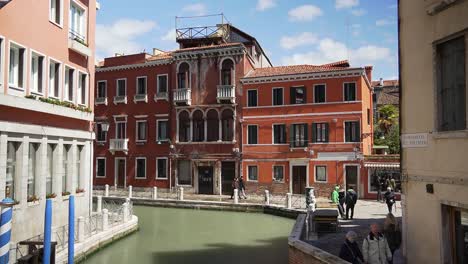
240,62 -> 374,197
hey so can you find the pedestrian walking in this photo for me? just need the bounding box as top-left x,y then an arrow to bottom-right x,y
339,188 -> 346,215
376,175 -> 384,202
384,187 -> 396,213
383,213 -> 402,264
362,223 -> 392,264
339,231 -> 364,264
345,186 -> 358,220
331,185 -> 345,218
230,177 -> 240,199
238,176 -> 247,199
386,176 -> 396,192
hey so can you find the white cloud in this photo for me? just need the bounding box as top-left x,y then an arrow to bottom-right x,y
96,19 -> 157,58
162,28 -> 176,42
182,3 -> 207,16
288,5 -> 323,21
281,38 -> 391,67
335,0 -> 359,9
256,0 -> 276,11
376,19 -> 393,26
351,8 -> 366,16
280,32 -> 317,49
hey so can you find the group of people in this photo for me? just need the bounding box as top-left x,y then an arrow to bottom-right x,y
331,185 -> 358,220
376,175 -> 398,213
230,177 -> 247,199
339,213 -> 402,264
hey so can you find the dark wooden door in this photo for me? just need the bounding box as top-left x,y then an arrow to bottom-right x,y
345,165 -> 358,191
221,162 -> 235,195
198,166 -> 213,194
117,159 -> 125,188
292,166 -> 306,194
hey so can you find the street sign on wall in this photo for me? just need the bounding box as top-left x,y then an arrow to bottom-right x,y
401,133 -> 428,148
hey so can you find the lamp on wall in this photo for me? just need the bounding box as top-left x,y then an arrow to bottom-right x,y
101,123 -> 109,132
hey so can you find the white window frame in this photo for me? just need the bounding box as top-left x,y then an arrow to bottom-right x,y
116,78 -> 127,96
272,165 -> 285,182
115,121 -> 127,139
96,122 -> 107,143
29,49 -> 46,95
313,83 -> 327,103
272,87 -> 284,106
0,35 -> 4,90
135,120 -> 148,143
156,74 -> 169,100
247,124 -> 258,145
49,0 -> 64,27
246,89 -> 258,107
156,157 -> 168,180
314,165 -> 328,183
96,157 -> 106,178
8,40 -> 27,91
77,70 -> 88,106
156,119 -> 169,142
64,65 -> 76,103
48,57 -> 62,99
247,165 -> 258,182
69,0 -> 87,43
272,123 -> 287,144
96,80 -> 107,99
343,82 -> 357,102
135,157 -> 147,179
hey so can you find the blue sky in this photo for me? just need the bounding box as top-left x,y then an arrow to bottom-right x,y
96,0 -> 398,80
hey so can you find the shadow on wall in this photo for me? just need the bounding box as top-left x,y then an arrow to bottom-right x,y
151,237 -> 289,264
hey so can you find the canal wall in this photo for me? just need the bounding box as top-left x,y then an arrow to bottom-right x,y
288,214 -> 350,264
97,196 -> 305,219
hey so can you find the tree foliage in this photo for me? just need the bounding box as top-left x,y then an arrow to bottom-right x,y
374,104 -> 400,154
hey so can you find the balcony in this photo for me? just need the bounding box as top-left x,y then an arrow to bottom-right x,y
68,30 -> 91,57
133,94 -> 148,103
217,85 -> 235,104
95,97 -> 108,106
173,88 -> 191,105
109,139 -> 129,154
113,95 -> 127,105
154,92 -> 169,102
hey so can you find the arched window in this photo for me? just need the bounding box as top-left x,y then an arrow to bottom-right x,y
206,109 -> 219,142
221,109 -> 234,141
192,110 -> 204,142
221,59 -> 234,85
177,62 -> 190,89
178,111 -> 190,142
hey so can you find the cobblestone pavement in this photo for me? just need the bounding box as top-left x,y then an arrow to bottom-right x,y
307,199 -> 403,263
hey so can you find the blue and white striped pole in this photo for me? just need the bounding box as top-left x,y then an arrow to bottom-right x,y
43,199 -> 52,264
68,195 -> 75,264
0,197 -> 15,264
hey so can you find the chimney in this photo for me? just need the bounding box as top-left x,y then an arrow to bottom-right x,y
379,78 -> 384,86
364,66 -> 373,83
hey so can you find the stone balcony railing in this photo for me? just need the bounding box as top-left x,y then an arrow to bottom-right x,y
95,97 -> 108,106
217,85 -> 235,103
173,88 -> 191,105
113,95 -> 127,105
109,138 -> 129,154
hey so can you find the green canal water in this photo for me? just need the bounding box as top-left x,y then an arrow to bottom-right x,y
82,206 -> 295,264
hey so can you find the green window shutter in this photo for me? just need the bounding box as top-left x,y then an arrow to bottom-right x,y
289,124 -> 295,147
311,123 -> 317,143
325,123 -> 329,142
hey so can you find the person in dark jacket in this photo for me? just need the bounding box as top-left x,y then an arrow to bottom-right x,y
339,188 -> 346,217
384,187 -> 396,213
230,177 -> 239,199
345,187 -> 358,220
383,213 -> 402,264
339,231 -> 364,264
238,177 -> 247,199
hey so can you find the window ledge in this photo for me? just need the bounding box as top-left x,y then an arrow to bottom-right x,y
136,141 -> 147,145
113,96 -> 127,105
156,177 -> 169,180
49,20 -> 63,29
68,38 -> 91,57
154,93 -> 169,102
27,201 -> 40,207
95,97 -> 108,105
134,94 -> 148,103
9,85 -> 24,91
432,130 -> 468,139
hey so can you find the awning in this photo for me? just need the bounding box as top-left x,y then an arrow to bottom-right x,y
364,162 -> 400,168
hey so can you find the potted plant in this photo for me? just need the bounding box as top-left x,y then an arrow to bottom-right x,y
62,191 -> 71,196
76,188 -> 85,194
27,195 -> 40,203
46,193 -> 57,199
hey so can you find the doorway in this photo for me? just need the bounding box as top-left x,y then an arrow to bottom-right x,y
221,162 -> 235,195
345,165 -> 359,192
292,166 -> 307,194
198,166 -> 213,194
115,158 -> 126,188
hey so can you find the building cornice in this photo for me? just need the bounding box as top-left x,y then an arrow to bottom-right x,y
96,58 -> 173,73
172,46 -> 246,61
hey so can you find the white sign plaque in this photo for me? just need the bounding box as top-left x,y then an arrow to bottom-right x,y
401,133 -> 428,148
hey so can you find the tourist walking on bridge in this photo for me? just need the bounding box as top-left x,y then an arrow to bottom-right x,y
363,223 -> 392,264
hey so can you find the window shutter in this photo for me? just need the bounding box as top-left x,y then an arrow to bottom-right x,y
311,123 -> 316,143
344,84 -> 349,101
303,87 -> 307,104
345,123 -> 350,142
325,123 -> 329,142
290,87 -> 296,104
304,124 -> 309,146
354,122 -> 360,142
289,124 -> 295,147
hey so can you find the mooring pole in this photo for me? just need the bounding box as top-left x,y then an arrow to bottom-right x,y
44,199 -> 52,264
0,197 -> 15,264
68,195 -> 75,264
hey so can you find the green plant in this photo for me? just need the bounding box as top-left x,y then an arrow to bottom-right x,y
37,97 -> 92,113
76,188 -> 85,194
27,195 -> 40,203
377,105 -> 399,135
46,193 -> 57,199
25,95 -> 37,100
62,191 -> 71,196
374,123 -> 400,154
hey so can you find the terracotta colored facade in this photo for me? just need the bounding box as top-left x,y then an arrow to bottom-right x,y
0,0 -> 97,251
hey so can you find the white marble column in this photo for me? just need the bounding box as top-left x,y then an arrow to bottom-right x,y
218,119 -> 222,142
203,118 -> 207,142
38,137 -> 48,198
55,138 -> 64,197
19,136 -> 30,206
70,140 -> 77,194
189,118 -> 193,142
0,133 -> 8,201
232,114 -> 236,143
